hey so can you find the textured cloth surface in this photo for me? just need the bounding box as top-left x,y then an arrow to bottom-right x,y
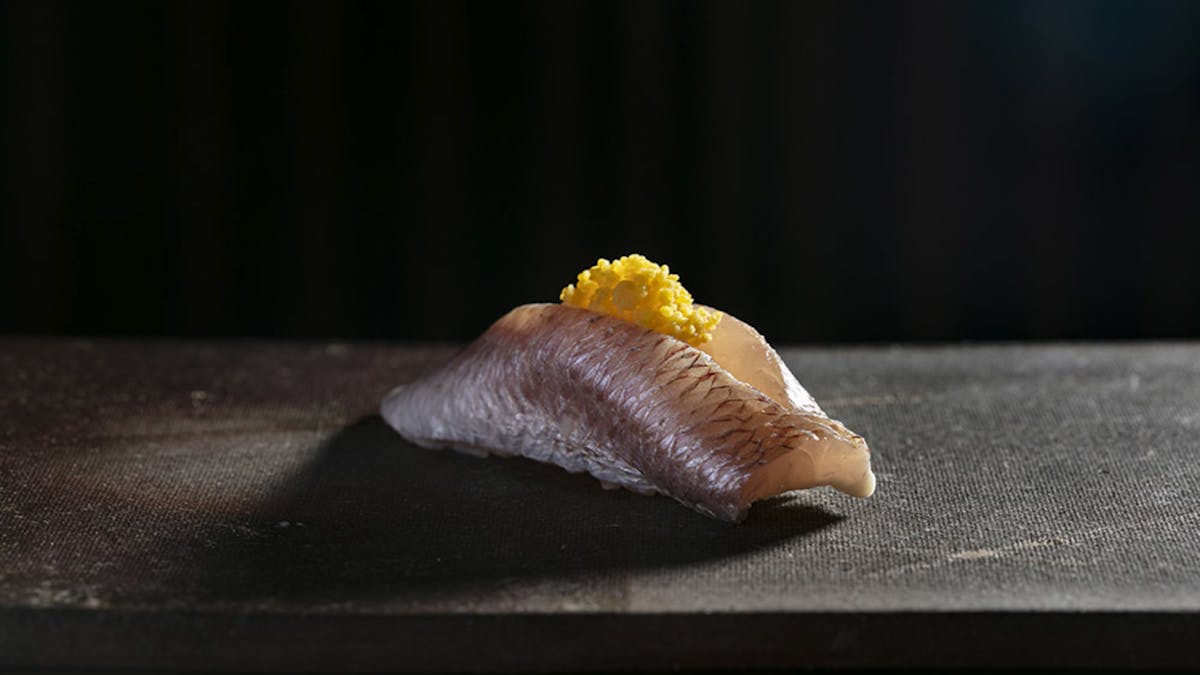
1,339 -> 1198,669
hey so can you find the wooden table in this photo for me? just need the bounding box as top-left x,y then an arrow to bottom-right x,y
2,339 -> 1198,671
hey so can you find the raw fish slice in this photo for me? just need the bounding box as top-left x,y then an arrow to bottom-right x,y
381,303 -> 874,522
695,305 -> 826,417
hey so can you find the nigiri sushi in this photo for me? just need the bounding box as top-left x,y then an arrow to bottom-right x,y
381,254 -> 875,522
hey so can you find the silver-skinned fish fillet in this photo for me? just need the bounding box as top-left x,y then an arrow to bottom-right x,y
381,303 -> 875,522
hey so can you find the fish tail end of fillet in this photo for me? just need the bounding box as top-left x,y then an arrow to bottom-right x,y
835,462 -> 877,498
821,434 -> 877,499
743,433 -> 876,505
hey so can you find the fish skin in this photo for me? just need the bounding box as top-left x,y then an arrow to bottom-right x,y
381,303 -> 872,522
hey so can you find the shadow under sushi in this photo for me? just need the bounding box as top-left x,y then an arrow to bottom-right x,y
194,416 -> 843,607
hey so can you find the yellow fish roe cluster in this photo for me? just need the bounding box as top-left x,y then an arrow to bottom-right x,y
560,254 -> 722,346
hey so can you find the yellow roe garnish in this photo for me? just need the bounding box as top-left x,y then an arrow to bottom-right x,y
559,254 -> 722,346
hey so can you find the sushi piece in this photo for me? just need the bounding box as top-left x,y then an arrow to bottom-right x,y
381,255 -> 875,522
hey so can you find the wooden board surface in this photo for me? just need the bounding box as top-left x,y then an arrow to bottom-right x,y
2,339 -> 1198,671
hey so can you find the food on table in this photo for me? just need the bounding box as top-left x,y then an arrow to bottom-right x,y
381,254 -> 875,522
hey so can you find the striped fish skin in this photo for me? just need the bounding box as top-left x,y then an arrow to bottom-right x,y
381,303 -> 874,522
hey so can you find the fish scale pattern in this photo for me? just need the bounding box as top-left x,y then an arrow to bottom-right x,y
382,303 -> 868,521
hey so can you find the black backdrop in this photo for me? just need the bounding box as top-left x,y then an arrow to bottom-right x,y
2,0 -> 1198,342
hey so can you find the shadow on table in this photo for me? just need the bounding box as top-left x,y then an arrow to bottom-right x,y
195,415 -> 841,605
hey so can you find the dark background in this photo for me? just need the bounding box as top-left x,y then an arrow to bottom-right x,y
2,0 -> 1198,343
